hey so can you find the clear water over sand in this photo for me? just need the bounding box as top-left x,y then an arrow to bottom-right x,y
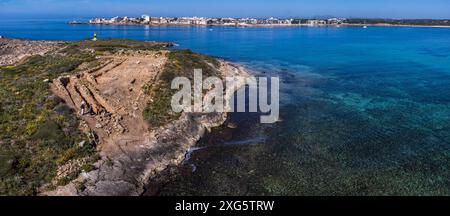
2,20 -> 450,195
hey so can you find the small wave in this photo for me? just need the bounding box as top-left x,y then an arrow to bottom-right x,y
223,136 -> 267,146
182,146 -> 205,164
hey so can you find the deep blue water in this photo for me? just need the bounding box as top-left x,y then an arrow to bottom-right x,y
2,19 -> 450,195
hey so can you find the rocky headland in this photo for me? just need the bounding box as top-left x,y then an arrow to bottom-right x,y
0,38 -> 249,196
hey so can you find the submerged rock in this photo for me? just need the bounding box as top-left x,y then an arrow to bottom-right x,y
227,122 -> 238,129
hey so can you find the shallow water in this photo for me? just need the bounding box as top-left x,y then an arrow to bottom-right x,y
2,20 -> 450,195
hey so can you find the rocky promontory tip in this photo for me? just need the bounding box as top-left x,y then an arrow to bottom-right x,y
0,38 -> 61,66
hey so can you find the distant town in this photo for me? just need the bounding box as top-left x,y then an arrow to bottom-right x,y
78,16 -> 346,26
68,16 -> 450,27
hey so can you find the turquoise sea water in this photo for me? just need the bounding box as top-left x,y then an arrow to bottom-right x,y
2,20 -> 450,195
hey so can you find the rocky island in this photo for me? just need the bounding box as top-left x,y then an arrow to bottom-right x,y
0,38 -> 249,195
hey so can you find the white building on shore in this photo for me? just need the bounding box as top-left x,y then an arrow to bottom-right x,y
307,19 -> 327,26
142,15 -> 151,23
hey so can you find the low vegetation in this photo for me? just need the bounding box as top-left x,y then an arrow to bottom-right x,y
143,49 -> 221,127
0,48 -> 96,195
63,39 -> 173,54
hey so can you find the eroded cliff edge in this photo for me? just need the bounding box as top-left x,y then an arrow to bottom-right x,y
47,52 -> 248,196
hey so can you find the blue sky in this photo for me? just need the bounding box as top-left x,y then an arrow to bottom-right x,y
1,0 -> 450,19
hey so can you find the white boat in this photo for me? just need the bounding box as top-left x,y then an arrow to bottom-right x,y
363,21 -> 368,28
